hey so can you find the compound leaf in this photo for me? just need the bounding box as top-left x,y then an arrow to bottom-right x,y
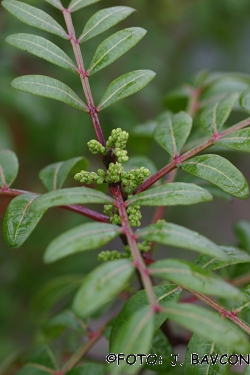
164,303 -> 250,353
79,6 -> 135,43
108,307 -> 154,375
39,157 -> 88,191
216,128 -> 250,152
149,259 -> 245,300
154,111 -> 192,157
181,154 -> 249,200
44,0 -> 63,10
196,246 -> 250,271
0,150 -> 18,188
44,222 -> 122,263
73,259 -> 134,318
11,75 -> 88,111
2,0 -> 68,39
88,28 -> 146,75
127,182 -> 212,206
32,187 -> 113,211
98,70 -> 156,110
110,284 -> 182,347
68,0 -> 102,13
136,222 -> 227,260
3,193 -> 45,248
183,334 -> 231,375
200,93 -> 239,134
6,34 -> 77,73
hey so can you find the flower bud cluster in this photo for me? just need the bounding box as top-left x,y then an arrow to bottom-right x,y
74,168 -> 106,184
106,128 -> 129,163
105,162 -> 124,184
122,167 -> 151,194
103,204 -> 121,225
104,203 -> 142,227
127,205 -> 142,227
87,129 -> 129,163
98,250 -> 129,261
87,139 -> 106,155
138,240 -> 151,252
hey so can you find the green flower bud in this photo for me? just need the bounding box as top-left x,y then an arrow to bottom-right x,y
87,139 -> 106,155
110,214 -> 121,225
98,250 -> 122,261
103,204 -> 113,216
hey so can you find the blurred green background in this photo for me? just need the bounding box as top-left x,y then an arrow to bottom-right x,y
1,0 -> 250,372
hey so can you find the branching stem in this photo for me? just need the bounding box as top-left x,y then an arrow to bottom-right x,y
135,117 -> 250,194
62,8 -> 105,147
0,188 -> 109,222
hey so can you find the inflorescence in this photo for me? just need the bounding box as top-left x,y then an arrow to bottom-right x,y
74,128 -> 151,228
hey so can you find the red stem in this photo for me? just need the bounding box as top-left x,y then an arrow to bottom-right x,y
0,188 -> 109,222
62,8 -> 106,147
135,117 -> 250,194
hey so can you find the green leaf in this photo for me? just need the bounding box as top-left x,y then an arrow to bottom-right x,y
68,0 -> 102,13
6,34 -> 77,73
234,220 -> 250,252
240,88 -> 250,114
2,0 -> 68,39
183,334 -> 231,375
136,222 -> 227,260
216,128 -> 250,153
32,275 -> 82,313
43,310 -> 86,337
97,70 -> 156,110
110,284 -> 182,347
149,258 -> 245,300
181,154 -> 249,199
44,0 -> 63,10
79,6 -> 135,43
32,187 -> 113,212
73,259 -> 134,318
145,330 -> 173,373
26,346 -> 57,370
203,185 -> 232,201
0,150 -> 18,188
232,285 -> 250,315
39,157 -> 88,191
109,306 -> 154,375
243,364 -> 250,375
200,93 -> 239,134
44,222 -> 122,263
163,302 -> 250,353
88,28 -> 146,75
65,364 -> 105,375
196,246 -> 250,271
127,182 -> 212,206
154,111 -> 192,157
11,75 -> 88,111
3,193 -> 45,248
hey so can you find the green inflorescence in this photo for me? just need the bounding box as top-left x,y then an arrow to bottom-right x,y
87,139 -> 106,155
75,128 -> 151,227
98,250 -> 130,261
